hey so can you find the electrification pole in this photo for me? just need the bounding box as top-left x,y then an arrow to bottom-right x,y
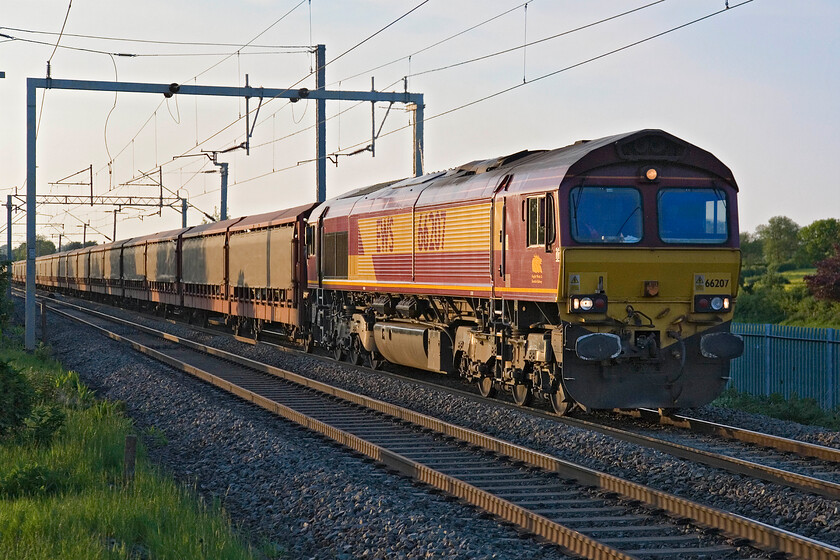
218,162 -> 228,221
316,44 -> 327,203
5,195 -> 11,302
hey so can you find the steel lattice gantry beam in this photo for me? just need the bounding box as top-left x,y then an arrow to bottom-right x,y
13,194 -> 184,207
24,61 -> 425,350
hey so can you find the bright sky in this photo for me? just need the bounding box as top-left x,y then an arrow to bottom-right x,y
1,0 -> 837,247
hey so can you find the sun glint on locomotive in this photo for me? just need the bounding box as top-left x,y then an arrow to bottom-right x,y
17,129 -> 743,415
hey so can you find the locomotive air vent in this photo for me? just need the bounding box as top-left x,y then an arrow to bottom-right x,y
616,133 -> 687,162
454,150 -> 546,175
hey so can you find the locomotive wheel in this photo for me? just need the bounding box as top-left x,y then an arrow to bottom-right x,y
512,383 -> 533,407
349,336 -> 365,366
303,333 -> 314,354
333,340 -> 346,361
477,377 -> 496,398
549,390 -> 573,416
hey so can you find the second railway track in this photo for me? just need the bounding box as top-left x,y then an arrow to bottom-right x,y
32,293 -> 840,560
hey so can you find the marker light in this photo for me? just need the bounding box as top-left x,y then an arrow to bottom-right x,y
645,168 -> 658,181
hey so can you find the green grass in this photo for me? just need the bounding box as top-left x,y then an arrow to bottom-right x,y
713,387 -> 840,430
0,332 -> 273,560
779,268 -> 817,290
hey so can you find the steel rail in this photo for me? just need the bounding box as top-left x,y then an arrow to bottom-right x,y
634,408 -> 840,463
38,296 -> 840,560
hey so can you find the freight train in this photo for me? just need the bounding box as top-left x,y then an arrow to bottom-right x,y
14,129 -> 744,415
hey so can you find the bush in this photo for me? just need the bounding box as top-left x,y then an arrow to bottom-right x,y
0,463 -> 64,498
0,360 -> 35,437
714,388 -> 840,430
23,404 -> 66,447
733,286 -> 786,323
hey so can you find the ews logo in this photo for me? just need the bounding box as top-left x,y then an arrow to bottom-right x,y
375,217 -> 394,253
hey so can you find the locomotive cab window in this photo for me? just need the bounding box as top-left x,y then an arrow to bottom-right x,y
569,187 -> 642,244
658,188 -> 728,244
525,195 -> 555,248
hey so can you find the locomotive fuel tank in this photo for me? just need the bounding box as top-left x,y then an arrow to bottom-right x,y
372,322 -> 452,373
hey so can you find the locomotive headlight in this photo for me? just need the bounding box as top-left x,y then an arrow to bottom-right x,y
694,294 -> 732,313
579,297 -> 594,311
645,168 -> 658,181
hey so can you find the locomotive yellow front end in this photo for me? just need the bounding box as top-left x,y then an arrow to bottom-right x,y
553,132 -> 744,411
559,247 -> 742,410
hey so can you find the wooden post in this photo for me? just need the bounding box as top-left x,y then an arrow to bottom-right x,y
124,434 -> 137,482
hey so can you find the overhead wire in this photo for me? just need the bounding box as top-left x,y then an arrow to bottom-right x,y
326,1 -> 533,88
165,0 -> 434,166
35,0 -> 74,139
408,0 -> 666,78
238,0 -> 665,155
0,25 -> 309,48
219,0 -> 755,191
47,0 -> 73,62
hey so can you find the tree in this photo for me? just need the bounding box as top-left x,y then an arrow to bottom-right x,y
739,231 -> 764,268
61,240 -> 98,252
798,218 -> 840,266
805,244 -> 840,302
755,216 -> 800,267
12,236 -> 56,260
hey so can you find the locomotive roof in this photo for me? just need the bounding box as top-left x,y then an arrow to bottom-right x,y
313,129 -> 736,218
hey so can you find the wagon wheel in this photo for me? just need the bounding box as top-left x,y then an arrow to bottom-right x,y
348,336 -> 365,366
549,389 -> 573,416
477,377 -> 496,398
512,383 -> 533,407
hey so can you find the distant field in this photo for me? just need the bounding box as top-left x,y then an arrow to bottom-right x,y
780,268 -> 816,289
741,268 -> 816,289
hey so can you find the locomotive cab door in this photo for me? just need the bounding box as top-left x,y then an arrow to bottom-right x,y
492,175 -> 513,299
507,190 -> 558,300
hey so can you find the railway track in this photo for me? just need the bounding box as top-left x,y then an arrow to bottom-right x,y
27,291 -> 840,499
31,293 -> 840,560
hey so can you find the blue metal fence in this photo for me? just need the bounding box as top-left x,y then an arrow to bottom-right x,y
729,323 -> 840,410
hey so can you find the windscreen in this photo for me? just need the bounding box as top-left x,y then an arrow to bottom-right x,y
658,188 -> 728,244
569,187 -> 642,244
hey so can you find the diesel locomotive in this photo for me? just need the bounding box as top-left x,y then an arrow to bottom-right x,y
15,129 -> 744,415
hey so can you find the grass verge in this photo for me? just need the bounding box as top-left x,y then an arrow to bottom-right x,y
713,387 -> 840,431
0,328 -> 277,560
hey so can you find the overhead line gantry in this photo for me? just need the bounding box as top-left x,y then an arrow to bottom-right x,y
23,43 -> 425,350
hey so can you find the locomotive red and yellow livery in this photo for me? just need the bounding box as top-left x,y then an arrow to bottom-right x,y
16,129 -> 743,414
